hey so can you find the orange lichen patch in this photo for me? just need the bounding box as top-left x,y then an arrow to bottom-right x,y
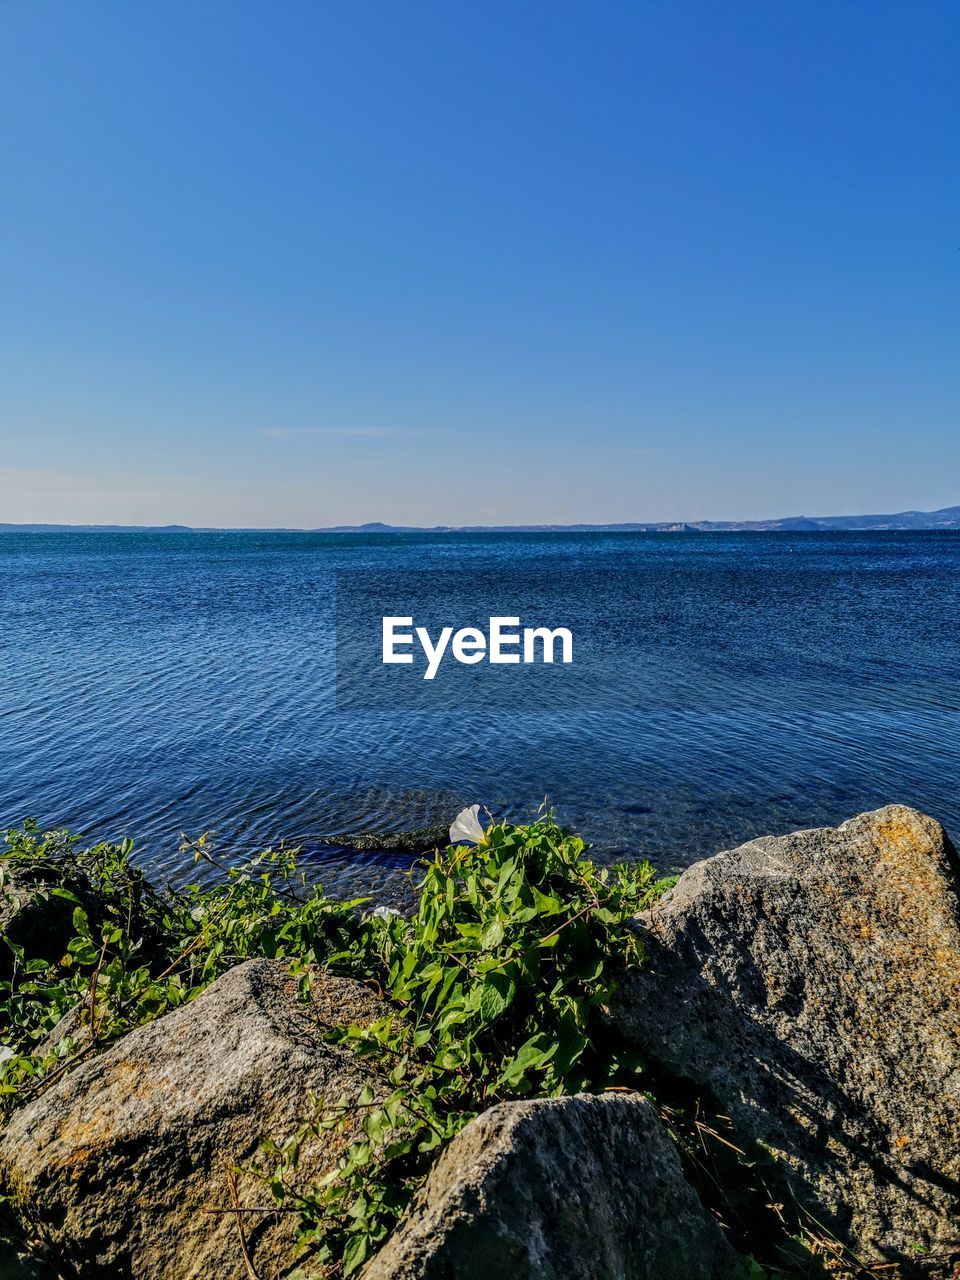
869,813 -> 932,855
837,903 -> 875,941
47,1111 -> 111,1178
48,1059 -> 174,1167
102,1058 -> 170,1101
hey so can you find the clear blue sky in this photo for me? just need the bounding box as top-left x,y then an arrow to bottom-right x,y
1,1 -> 957,526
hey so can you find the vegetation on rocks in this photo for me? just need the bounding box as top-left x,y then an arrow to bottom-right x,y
0,817 -> 672,1275
256,818 -> 670,1275
1,810 -> 957,1279
0,821 -> 373,1115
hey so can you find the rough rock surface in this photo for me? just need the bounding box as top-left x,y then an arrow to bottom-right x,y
362,1092 -> 739,1280
610,805 -> 960,1259
0,958 -> 387,1280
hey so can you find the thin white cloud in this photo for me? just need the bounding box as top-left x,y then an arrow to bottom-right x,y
260,427 -> 410,439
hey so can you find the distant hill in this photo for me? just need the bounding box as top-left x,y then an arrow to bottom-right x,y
687,504 -> 960,532
3,506 -> 960,534
0,523 -> 195,533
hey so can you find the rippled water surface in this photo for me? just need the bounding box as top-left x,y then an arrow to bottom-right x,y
2,530 -> 958,900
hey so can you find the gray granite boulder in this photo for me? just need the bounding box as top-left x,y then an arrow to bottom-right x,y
0,958 -> 387,1280
362,1092 -> 740,1280
609,805 -> 960,1261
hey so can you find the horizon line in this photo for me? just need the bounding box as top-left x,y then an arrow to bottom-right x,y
2,502 -> 960,536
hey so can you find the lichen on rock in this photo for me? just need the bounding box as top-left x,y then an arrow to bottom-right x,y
609,804 -> 960,1261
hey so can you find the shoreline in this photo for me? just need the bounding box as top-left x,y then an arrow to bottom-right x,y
2,805 -> 958,1278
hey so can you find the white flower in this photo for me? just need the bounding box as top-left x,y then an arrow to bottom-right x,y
449,804 -> 486,846
0,1046 -> 16,1066
371,905 -> 401,920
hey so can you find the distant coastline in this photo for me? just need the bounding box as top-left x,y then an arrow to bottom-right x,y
2,503 -> 960,534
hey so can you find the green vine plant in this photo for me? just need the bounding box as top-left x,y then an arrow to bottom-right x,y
254,815 -> 672,1276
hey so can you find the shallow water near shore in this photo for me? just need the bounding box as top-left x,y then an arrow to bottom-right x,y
2,529 -> 959,901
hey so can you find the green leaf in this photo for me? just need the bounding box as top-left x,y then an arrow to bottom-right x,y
342,1232 -> 370,1276
477,972 -> 515,1022
480,919 -> 504,950
497,1033 -> 557,1087
47,887 -> 81,905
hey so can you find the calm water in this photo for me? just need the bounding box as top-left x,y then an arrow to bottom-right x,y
2,530 -> 958,901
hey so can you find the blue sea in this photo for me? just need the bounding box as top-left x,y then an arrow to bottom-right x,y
2,530 -> 959,901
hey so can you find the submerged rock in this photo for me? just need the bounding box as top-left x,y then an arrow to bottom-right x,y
609,804 -> 960,1260
0,959 -> 387,1280
362,1093 -> 739,1280
329,822 -> 452,854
